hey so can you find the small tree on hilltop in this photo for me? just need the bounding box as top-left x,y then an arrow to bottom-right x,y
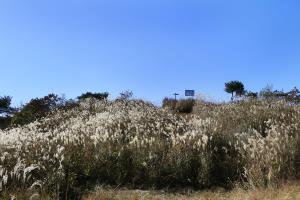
118,90 -> 133,100
0,96 -> 14,129
78,92 -> 109,101
259,84 -> 274,100
286,87 -> 300,104
225,81 -> 245,101
245,91 -> 258,100
0,96 -> 12,115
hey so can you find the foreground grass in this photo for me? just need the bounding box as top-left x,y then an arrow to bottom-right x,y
84,182 -> 300,200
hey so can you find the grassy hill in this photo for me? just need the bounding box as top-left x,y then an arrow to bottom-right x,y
1,99 -> 300,199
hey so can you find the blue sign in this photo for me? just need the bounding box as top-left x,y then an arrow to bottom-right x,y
185,90 -> 195,97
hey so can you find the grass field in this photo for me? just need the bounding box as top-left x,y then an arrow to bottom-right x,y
84,182 -> 300,200
1,99 -> 300,199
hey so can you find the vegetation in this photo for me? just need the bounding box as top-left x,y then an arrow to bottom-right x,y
162,98 -> 195,113
1,84 -> 300,199
1,97 -> 300,199
77,92 -> 109,101
0,96 -> 12,114
0,96 -> 14,129
118,90 -> 134,100
84,182 -> 300,200
224,81 -> 300,103
11,94 -> 64,126
2,82 -> 300,129
0,92 -> 109,129
225,81 -> 245,101
162,97 -> 177,110
259,85 -> 300,103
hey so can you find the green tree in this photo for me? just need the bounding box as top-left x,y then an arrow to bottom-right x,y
12,94 -> 64,126
118,90 -> 133,100
259,85 -> 275,100
0,96 -> 14,129
245,91 -> 258,99
225,81 -> 245,101
78,92 -> 109,101
285,87 -> 300,104
0,96 -> 12,114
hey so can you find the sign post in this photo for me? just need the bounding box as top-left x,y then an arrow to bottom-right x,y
173,93 -> 179,101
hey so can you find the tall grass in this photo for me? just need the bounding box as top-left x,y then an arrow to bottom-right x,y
0,99 -> 300,199
84,182 -> 300,200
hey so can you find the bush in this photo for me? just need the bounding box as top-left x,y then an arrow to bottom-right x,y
11,94 -> 64,126
162,98 -> 177,110
175,99 -> 195,113
162,98 -> 195,113
0,117 -> 11,130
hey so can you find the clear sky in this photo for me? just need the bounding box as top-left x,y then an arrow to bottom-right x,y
1,0 -> 300,106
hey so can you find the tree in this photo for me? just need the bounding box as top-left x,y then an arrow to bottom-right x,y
225,81 -> 245,101
0,96 -> 12,115
259,85 -> 300,103
12,94 -> 64,126
286,87 -> 300,104
78,92 -> 109,101
245,91 -> 258,99
0,96 -> 14,129
118,90 -> 133,100
259,84 -> 285,100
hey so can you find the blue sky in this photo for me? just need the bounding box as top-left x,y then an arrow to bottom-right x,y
1,0 -> 300,106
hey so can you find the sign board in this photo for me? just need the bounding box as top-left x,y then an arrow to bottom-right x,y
185,90 -> 195,97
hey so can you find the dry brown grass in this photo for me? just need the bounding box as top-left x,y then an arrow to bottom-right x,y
84,182 -> 300,200
2,100 -> 300,198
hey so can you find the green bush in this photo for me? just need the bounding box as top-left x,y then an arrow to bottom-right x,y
162,98 -> 177,110
11,94 -> 64,126
175,99 -> 195,113
0,117 -> 11,129
163,98 -> 195,113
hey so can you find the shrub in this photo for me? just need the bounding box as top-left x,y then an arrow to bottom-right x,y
11,94 -> 64,126
175,99 -> 195,113
162,98 -> 177,110
0,117 -> 11,130
162,98 -> 195,113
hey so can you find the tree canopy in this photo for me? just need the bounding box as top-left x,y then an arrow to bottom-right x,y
225,81 -> 245,101
11,94 -> 64,126
78,92 -> 109,101
0,96 -> 11,109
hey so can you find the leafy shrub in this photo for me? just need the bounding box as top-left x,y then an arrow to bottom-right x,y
0,117 -> 11,130
162,98 -> 176,110
175,99 -> 195,113
11,94 -> 64,126
163,98 -> 195,113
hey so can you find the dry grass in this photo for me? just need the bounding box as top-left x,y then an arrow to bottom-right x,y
1,99 -> 300,198
84,182 -> 300,200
